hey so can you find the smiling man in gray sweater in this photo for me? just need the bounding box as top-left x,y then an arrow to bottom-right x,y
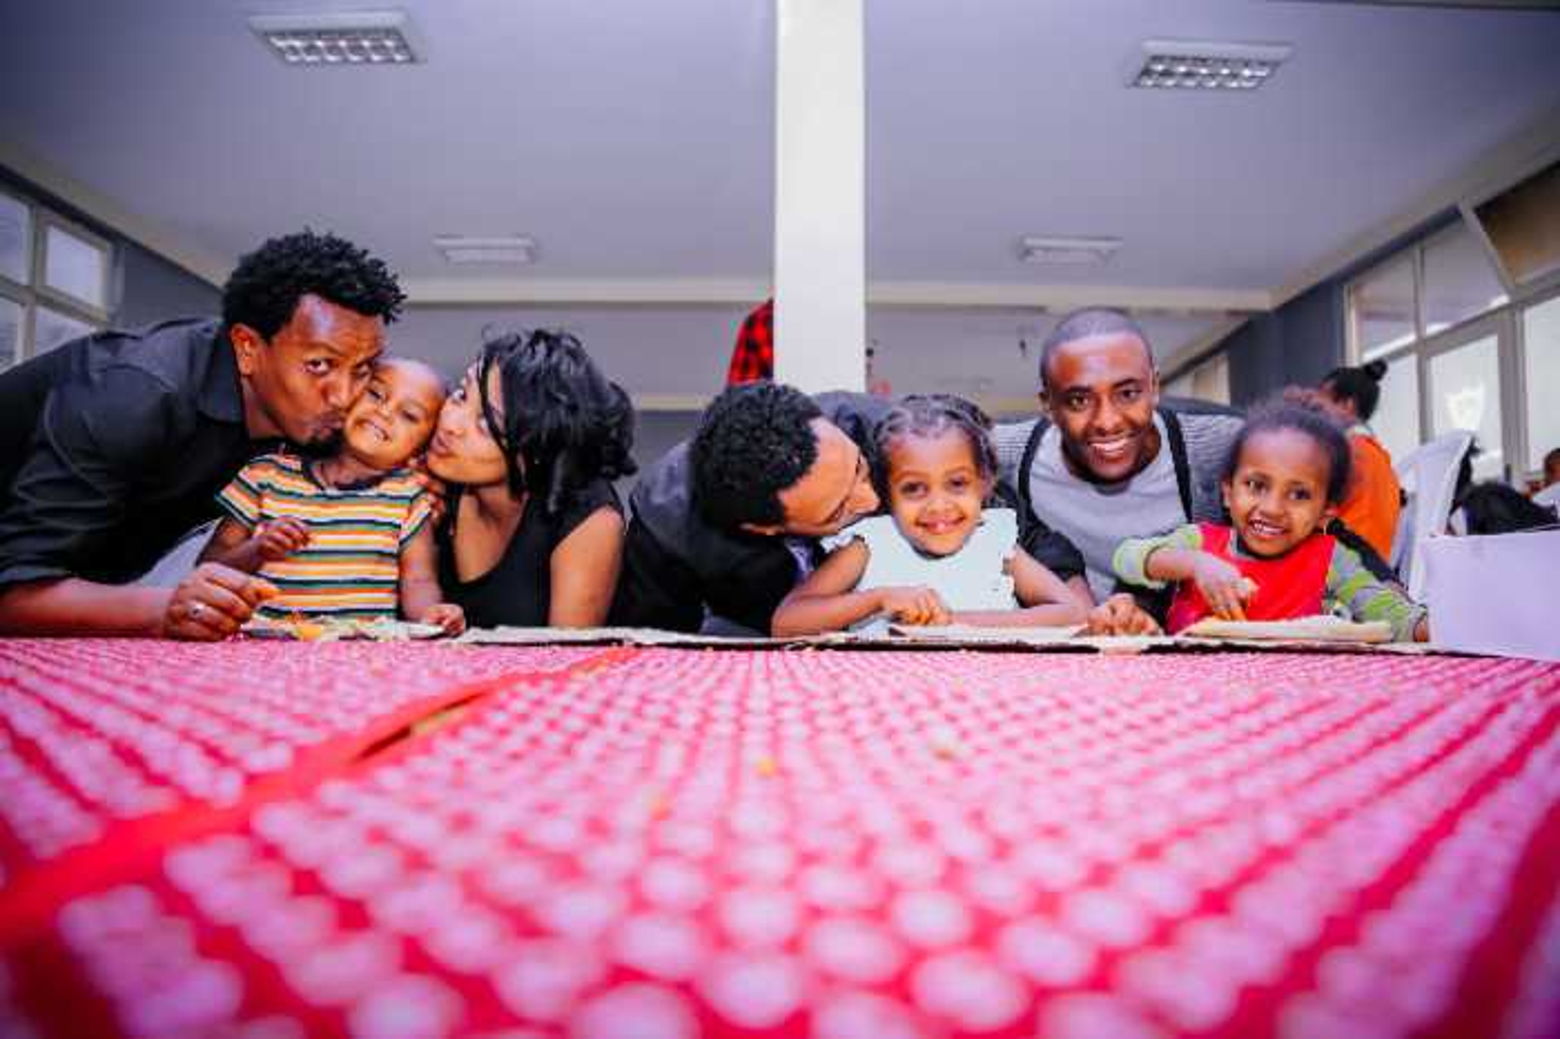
993,308 -> 1243,608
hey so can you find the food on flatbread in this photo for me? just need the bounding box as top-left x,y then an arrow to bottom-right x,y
1180,615 -> 1393,643
240,616 -> 445,641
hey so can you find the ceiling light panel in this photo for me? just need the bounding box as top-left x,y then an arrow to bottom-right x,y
1130,39 -> 1292,91
249,11 -> 422,66
434,236 -> 537,265
1018,236 -> 1122,266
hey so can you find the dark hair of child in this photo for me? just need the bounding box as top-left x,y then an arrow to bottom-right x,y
871,394 -> 997,502
1321,359 -> 1388,422
1223,397 -> 1354,505
475,329 -> 636,514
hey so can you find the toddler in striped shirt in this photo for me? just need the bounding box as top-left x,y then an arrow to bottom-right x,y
201,358 -> 464,633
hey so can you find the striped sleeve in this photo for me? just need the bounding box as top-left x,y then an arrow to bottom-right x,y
1113,523 -> 1205,589
1325,540 -> 1426,641
400,487 -> 434,545
214,457 -> 273,531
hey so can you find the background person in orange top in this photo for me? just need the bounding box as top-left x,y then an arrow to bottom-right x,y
201,358 -> 464,634
1317,360 -> 1401,561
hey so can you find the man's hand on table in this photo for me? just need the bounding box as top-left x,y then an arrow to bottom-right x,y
163,563 -> 278,641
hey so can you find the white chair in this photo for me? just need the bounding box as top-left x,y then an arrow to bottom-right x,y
1391,429 -> 1475,599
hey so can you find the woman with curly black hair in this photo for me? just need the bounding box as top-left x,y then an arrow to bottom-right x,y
424,329 -> 635,627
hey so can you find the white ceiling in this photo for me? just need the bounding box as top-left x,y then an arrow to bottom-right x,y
391,303 -> 1226,410
2,0 -> 1557,398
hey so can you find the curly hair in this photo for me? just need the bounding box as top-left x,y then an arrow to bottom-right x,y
691,382 -> 823,530
1320,359 -> 1388,422
1225,395 -> 1353,504
222,230 -> 405,339
871,394 -> 996,501
475,329 -> 636,515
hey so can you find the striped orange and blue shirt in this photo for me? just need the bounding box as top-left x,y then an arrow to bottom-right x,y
216,453 -> 433,621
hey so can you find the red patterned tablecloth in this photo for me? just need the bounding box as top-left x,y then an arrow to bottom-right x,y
2,642 -> 1558,1039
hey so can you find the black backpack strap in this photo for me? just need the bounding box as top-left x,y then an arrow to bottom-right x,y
1161,409 -> 1194,521
1016,417 -> 1048,521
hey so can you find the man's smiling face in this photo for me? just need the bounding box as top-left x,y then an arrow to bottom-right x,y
1041,331 -> 1162,483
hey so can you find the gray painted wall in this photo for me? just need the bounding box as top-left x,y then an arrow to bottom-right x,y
1219,212 -> 1459,405
117,242 -> 220,329
1225,281 -> 1345,406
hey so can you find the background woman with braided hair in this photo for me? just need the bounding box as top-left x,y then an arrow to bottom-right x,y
1317,359 -> 1402,560
423,329 -> 635,628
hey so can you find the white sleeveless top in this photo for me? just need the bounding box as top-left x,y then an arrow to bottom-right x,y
824,508 -> 1020,612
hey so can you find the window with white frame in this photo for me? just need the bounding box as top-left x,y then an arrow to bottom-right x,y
0,186 -> 112,371
1346,214 -> 1560,485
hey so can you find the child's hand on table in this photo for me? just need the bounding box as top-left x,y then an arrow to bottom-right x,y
1191,554 -> 1258,620
419,602 -> 466,636
880,586 -> 952,627
1084,593 -> 1163,636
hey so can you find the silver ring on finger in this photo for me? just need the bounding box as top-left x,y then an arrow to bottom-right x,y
189,601 -> 206,621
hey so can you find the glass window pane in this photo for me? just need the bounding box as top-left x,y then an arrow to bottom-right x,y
1371,352 -> 1420,464
33,306 -> 94,355
1428,334 -> 1504,481
0,297 -> 21,370
0,192 -> 29,285
43,224 -> 108,309
1422,222 -> 1508,337
1523,294 -> 1560,473
1351,258 -> 1416,361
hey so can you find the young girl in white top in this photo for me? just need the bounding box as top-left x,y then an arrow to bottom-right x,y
773,395 -> 1091,635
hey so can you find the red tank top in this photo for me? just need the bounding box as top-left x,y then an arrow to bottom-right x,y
1165,523 -> 1335,634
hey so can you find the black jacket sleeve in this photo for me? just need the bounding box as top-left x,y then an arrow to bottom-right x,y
609,515 -> 708,633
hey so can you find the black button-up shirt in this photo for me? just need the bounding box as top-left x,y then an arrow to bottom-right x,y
0,318 -> 269,587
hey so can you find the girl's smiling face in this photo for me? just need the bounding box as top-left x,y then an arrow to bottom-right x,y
885,429 -> 990,557
1222,428 -> 1337,558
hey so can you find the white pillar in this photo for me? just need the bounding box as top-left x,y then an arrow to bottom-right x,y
773,0 -> 865,392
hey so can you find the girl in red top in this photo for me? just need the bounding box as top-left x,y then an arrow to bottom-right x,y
1113,399 -> 1428,641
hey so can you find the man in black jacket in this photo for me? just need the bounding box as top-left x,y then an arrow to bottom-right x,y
0,230 -> 402,639
610,382 -> 886,634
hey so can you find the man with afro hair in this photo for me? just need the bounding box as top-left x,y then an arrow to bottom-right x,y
611,382 -> 887,634
0,229 -> 404,639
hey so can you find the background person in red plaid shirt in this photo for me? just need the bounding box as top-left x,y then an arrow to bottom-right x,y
726,298 -> 773,385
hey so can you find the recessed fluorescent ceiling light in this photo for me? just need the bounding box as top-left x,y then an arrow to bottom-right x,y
1130,39 -> 1291,90
434,236 -> 536,265
249,11 -> 422,66
1019,236 -> 1122,266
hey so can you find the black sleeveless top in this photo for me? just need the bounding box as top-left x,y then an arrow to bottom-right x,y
436,478 -> 621,628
